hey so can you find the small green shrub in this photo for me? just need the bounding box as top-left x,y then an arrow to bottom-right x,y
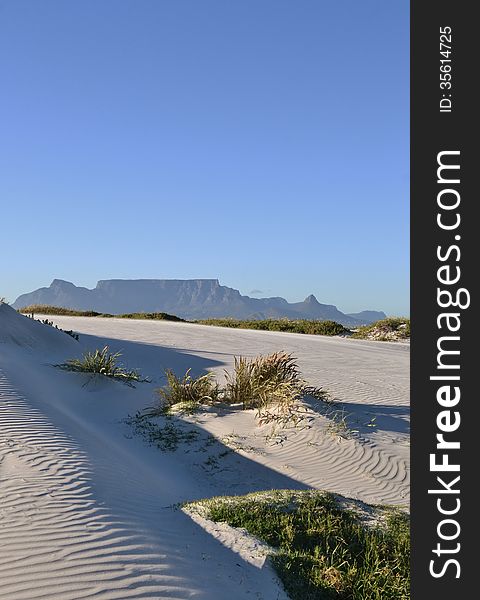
55,346 -> 146,386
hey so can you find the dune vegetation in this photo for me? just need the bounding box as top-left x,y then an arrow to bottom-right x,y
195,318 -> 349,336
19,305 -> 410,342
156,369 -> 221,414
20,305 -> 103,317
22,312 -> 80,340
151,351 -> 329,430
19,305 -> 185,322
108,311 -> 185,321
19,307 -> 345,334
54,345 -> 148,386
37,317 -> 79,340
185,490 -> 410,600
351,317 -> 410,341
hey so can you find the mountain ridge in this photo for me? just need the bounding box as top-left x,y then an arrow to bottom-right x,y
12,279 -> 386,326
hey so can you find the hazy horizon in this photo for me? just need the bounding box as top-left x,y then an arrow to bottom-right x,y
1,1 -> 409,315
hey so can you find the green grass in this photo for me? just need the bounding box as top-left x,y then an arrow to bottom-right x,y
195,318 -> 348,336
185,490 -> 409,600
54,345 -> 147,386
19,305 -> 185,322
351,318 -> 410,341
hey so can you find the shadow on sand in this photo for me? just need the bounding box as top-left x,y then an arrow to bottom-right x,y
36,331 -> 307,597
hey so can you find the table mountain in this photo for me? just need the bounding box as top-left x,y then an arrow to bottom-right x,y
13,279 -> 385,326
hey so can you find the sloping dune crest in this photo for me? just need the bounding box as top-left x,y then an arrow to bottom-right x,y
0,303 -> 77,352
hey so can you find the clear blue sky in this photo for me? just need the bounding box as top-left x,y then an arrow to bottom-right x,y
0,0 -> 409,315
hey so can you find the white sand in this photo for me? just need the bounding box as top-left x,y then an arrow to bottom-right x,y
0,306 -> 409,599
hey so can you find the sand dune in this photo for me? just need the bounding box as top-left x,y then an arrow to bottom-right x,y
40,315 -> 410,506
1,307 -> 409,599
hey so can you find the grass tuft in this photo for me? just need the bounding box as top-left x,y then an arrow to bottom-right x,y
185,490 -> 409,600
223,352 -> 316,429
152,352 -> 328,432
55,346 -> 146,386
155,369 -> 220,414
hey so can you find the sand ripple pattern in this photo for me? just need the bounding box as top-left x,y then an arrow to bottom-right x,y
0,370 -> 193,600
268,422 -> 409,505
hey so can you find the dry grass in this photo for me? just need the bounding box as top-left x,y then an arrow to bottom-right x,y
223,352 -> 313,429
155,369 -> 220,414
224,352 -> 303,408
153,352 -> 328,431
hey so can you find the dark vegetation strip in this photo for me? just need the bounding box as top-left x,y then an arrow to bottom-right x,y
19,306 -> 346,335
19,305 -> 409,340
19,305 -> 184,322
195,318 -> 348,336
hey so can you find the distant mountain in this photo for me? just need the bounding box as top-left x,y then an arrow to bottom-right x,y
13,279 -> 384,326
